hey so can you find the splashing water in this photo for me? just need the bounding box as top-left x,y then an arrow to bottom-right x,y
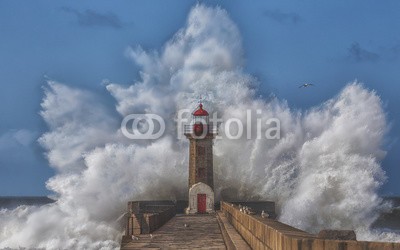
1,4 -> 399,249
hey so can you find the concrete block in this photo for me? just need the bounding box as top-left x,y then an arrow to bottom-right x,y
291,238 -> 302,250
346,241 -> 367,250
256,220 -> 265,242
299,238 -> 312,250
249,216 -> 255,232
282,235 -> 292,250
243,214 -> 249,228
254,238 -> 263,250
246,228 -> 253,243
250,234 -> 257,249
318,230 -> 357,241
311,239 -> 325,250
324,240 -> 343,250
264,225 -> 271,246
272,230 -> 277,250
276,232 -> 283,250
267,227 -> 274,248
254,236 -> 262,250
367,242 -> 393,250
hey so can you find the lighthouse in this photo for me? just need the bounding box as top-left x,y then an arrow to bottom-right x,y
184,103 -> 217,214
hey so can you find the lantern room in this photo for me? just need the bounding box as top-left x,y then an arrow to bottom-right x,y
184,103 -> 217,137
191,103 -> 209,136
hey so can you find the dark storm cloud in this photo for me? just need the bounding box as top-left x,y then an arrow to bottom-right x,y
61,7 -> 123,29
347,42 -> 380,62
263,9 -> 302,25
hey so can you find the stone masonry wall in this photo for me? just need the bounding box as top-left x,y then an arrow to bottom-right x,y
221,201 -> 400,250
125,205 -> 176,237
188,137 -> 214,189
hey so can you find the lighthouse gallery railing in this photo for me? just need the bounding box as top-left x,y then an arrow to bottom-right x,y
183,124 -> 218,135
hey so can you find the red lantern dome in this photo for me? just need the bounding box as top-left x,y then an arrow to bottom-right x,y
192,103 -> 209,116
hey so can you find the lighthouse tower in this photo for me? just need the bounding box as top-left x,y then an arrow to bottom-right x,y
184,103 -> 217,214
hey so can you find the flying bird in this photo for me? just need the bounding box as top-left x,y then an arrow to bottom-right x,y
299,83 -> 314,88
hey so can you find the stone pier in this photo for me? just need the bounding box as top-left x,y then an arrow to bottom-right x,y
121,214 -> 237,249
121,201 -> 400,250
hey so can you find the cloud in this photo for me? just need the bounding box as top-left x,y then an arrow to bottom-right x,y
348,42 -> 380,62
263,9 -> 302,25
0,129 -> 38,173
61,7 -> 123,29
0,129 -> 36,149
13,129 -> 37,146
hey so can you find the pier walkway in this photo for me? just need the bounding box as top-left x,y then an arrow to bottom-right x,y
120,213 -> 249,249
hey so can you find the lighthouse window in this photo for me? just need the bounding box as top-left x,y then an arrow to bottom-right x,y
198,146 -> 205,156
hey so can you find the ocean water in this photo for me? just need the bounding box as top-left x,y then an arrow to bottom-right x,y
0,197 -> 54,210
1,196 -> 399,231
372,197 -> 400,231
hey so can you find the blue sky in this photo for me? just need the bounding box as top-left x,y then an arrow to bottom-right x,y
1,0 -> 399,196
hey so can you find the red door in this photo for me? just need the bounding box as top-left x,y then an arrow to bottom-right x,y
197,194 -> 206,213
